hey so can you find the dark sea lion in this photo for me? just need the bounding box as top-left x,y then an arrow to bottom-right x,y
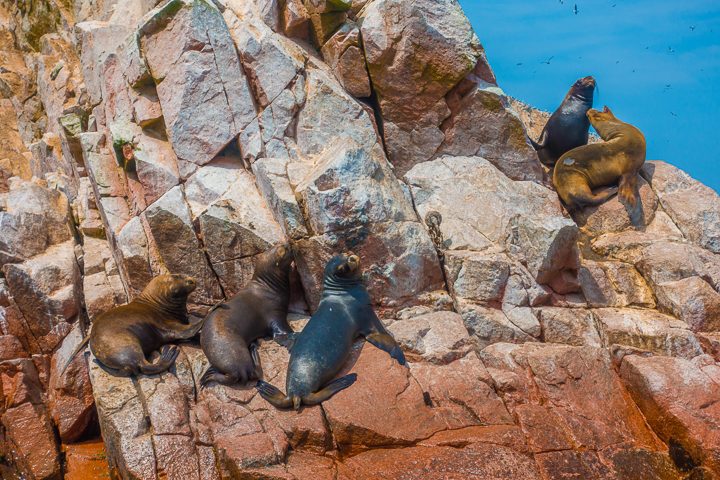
531,76 -> 596,167
256,253 -> 406,410
88,274 -> 200,376
553,106 -> 646,211
199,243 -> 295,387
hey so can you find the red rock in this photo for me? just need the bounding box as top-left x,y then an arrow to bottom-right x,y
322,343 -> 448,452
409,352 -> 514,428
480,344 -> 666,452
0,335 -> 27,361
1,402 -> 61,480
48,325 -> 95,442
63,440 -> 112,480
620,354 -> 720,473
340,443 -> 542,480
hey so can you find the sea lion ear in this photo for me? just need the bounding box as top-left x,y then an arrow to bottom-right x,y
603,106 -> 611,114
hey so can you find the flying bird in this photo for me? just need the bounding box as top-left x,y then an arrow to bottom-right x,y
667,46 -> 675,54
670,112 -> 678,117
573,4 -> 579,14
540,56 -> 554,65
690,25 -> 696,31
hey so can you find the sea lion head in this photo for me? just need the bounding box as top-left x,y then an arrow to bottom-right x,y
587,106 -> 622,139
138,274 -> 197,316
253,242 -> 294,290
149,274 -> 197,300
323,252 -> 362,287
569,76 -> 596,102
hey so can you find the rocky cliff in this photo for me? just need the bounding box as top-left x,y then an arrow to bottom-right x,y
1,0 -> 719,479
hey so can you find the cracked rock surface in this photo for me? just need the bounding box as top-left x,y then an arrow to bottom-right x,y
0,0 -> 719,478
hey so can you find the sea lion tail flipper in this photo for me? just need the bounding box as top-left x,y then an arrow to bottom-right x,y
366,332 -> 407,366
138,345 -> 180,375
255,380 -> 293,409
303,374 -> 358,406
61,334 -> 91,375
618,172 -> 639,208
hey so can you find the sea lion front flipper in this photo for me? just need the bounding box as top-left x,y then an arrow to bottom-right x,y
249,342 -> 263,379
365,332 -> 406,366
166,318 -> 205,341
273,332 -> 298,351
256,380 -> 293,409
138,345 -> 179,375
302,373 -> 358,406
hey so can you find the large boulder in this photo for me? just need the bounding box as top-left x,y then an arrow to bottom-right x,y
642,160 -> 720,253
2,241 -> 82,354
139,0 -> 256,178
405,156 -> 578,289
0,179 -> 73,267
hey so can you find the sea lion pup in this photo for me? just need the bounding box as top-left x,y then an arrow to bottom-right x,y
256,253 -> 406,410
199,243 -> 295,387
553,106 -> 646,211
89,274 -> 200,376
531,76 -> 596,167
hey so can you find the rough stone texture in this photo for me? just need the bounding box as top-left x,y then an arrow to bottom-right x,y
642,160 -> 720,253
143,185 -> 223,306
2,0 -> 720,478
620,354 -> 720,475
139,0 -> 256,176
0,178 -> 73,267
405,156 -> 578,289
320,21 -> 371,98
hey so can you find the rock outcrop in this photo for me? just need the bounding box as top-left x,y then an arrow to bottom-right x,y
0,0 -> 718,479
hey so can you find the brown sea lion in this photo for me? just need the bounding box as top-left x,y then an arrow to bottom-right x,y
531,76 -> 596,168
87,274 -> 200,376
553,106 -> 646,211
199,243 -> 295,387
256,253 -> 406,410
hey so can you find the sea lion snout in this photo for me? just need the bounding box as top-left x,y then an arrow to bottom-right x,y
347,254 -> 360,271
167,274 -> 197,296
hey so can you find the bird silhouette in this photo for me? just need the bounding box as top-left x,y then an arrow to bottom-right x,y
540,56 -> 554,65
573,4 -> 579,14
690,25 -> 696,31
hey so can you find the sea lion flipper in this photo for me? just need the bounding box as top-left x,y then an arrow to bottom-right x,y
274,332 -> 297,351
303,373 -> 358,406
256,380 -> 293,409
167,318 -> 205,341
365,332 -> 406,366
199,366 -> 239,389
249,342 -> 263,379
139,345 -> 179,375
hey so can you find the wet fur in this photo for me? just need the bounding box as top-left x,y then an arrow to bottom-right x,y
533,76 -> 595,168
256,254 -> 406,410
89,274 -> 200,376
553,107 -> 646,212
199,244 -> 295,387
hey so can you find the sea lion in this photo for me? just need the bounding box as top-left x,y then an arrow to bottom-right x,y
88,274 -> 200,376
256,253 -> 406,410
199,243 -> 295,387
553,106 -> 646,211
531,76 -> 596,167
